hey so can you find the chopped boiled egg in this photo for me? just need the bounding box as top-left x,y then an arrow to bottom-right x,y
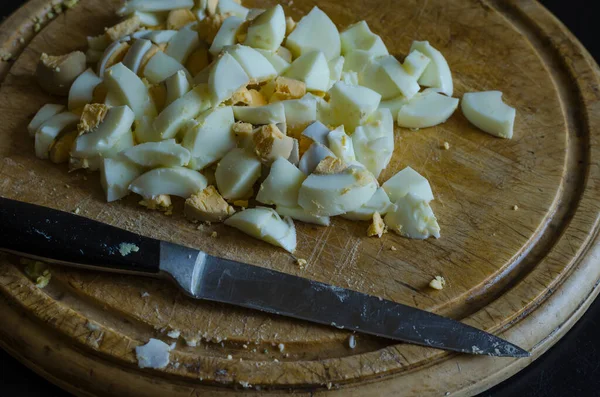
461,91 -> 516,139
256,156 -> 306,207
396,90 -> 459,129
340,21 -> 388,57
285,6 -> 341,60
260,76 -> 306,103
153,84 -> 212,140
367,212 -> 387,238
352,108 -> 394,177
252,124 -> 294,164
275,206 -> 330,226
122,139 -> 191,167
327,125 -> 356,163
35,112 -> 79,159
298,165 -> 378,217
384,193 -> 440,239
165,25 -> 201,64
409,40 -> 453,96
232,102 -> 285,124
28,104 -> 65,137
209,52 -> 250,105
184,185 -> 236,222
382,166 -> 434,202
327,81 -> 381,132
359,55 -> 420,100
342,187 -> 395,221
215,148 -> 262,199
129,166 -> 208,199
254,49 -> 290,74
71,106 -> 135,158
225,207 -> 296,253
209,16 -> 245,55
68,68 -> 103,111
182,106 -> 236,170
100,157 -> 144,202
244,4 -> 286,51
282,51 -> 330,92
224,45 -> 277,82
298,142 -> 336,175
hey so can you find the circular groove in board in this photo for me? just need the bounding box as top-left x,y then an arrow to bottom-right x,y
0,0 -> 599,395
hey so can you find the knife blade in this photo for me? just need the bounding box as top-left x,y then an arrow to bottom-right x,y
0,197 -> 529,358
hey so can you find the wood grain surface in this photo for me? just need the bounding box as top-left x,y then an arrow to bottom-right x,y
0,0 -> 599,395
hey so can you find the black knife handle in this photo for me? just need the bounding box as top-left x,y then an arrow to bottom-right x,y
0,197 -> 161,275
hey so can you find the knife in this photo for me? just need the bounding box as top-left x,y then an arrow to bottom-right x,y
0,197 -> 529,358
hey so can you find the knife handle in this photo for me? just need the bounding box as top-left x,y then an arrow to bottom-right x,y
0,197 -> 160,275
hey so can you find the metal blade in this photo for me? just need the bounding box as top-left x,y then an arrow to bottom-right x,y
159,242 -> 529,358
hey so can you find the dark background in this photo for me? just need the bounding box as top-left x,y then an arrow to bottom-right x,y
1,1 -> 599,396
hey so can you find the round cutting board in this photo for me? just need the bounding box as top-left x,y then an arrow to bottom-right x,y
1,0 -> 600,395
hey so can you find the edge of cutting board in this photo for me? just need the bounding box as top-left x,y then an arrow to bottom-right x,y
1,0 -> 600,396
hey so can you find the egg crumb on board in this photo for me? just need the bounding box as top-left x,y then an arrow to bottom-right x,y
296,258 -> 307,269
135,339 -> 173,369
367,212 -> 387,238
348,334 -> 357,349
429,276 -> 446,290
21,258 -> 51,288
139,195 -> 172,212
26,0 -> 519,255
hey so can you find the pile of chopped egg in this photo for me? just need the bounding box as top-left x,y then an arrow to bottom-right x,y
28,0 -> 517,253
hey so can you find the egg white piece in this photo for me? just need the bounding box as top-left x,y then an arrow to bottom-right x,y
101,157 -> 144,202
409,40 -> 453,97
34,112 -> 79,159
68,68 -> 103,111
225,207 -> 297,253
153,84 -> 212,139
340,20 -> 388,57
382,166 -> 434,203
28,104 -> 65,137
396,91 -> 459,129
209,52 -> 249,105
182,106 -> 236,170
166,24 -> 200,64
122,139 -> 191,167
244,5 -> 286,51
298,142 -> 336,175
298,166 -> 378,217
285,6 -> 341,60
233,102 -> 285,125
342,187 -> 395,221
384,193 -> 440,239
328,81 -> 381,132
352,108 -> 394,178
276,206 -> 330,226
461,91 -> 516,139
215,148 -> 262,200
129,166 -> 208,199
224,45 -> 277,82
72,106 -> 136,157
256,157 -> 306,207
283,51 -> 330,92
164,70 -> 191,106
210,16 -> 245,55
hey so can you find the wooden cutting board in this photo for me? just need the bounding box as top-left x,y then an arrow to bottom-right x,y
1,0 -> 599,395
